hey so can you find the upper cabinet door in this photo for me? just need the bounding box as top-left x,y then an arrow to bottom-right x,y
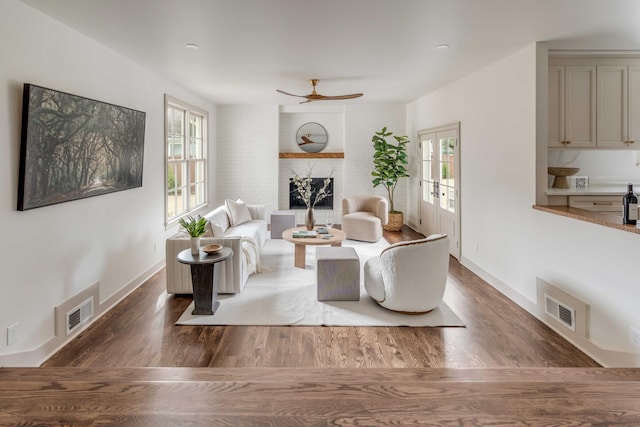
597,66 -> 628,148
548,66 -> 565,148
628,66 -> 640,147
564,66 -> 597,148
549,60 -> 640,150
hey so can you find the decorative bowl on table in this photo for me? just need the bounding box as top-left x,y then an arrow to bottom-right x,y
548,167 -> 580,188
202,244 -> 222,255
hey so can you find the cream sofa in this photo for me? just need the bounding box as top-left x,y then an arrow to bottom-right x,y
166,203 -> 268,294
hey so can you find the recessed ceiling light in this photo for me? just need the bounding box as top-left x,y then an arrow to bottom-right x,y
436,44 -> 450,49
185,43 -> 200,50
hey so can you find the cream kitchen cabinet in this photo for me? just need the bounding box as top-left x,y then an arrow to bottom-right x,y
548,66 -> 597,148
597,65 -> 640,148
568,195 -> 622,213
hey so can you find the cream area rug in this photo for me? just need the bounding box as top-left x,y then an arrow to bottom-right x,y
176,238 -> 465,327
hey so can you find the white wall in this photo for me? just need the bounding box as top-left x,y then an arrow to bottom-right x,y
406,43 -> 640,366
0,0 -> 216,366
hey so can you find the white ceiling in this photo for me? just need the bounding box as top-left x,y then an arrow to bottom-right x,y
19,0 -> 640,105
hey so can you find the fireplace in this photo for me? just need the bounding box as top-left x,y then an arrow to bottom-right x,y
289,177 -> 334,210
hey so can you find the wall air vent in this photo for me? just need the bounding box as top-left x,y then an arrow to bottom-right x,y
544,293 -> 575,331
66,296 -> 93,336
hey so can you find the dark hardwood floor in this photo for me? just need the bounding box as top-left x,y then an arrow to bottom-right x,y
8,227 -> 640,425
43,226 -> 599,369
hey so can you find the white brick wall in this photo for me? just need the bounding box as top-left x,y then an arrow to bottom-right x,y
279,111 -> 345,153
216,104 -> 407,224
216,105 -> 279,210
344,105 -> 408,213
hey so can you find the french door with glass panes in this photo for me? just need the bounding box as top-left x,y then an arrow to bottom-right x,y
418,123 -> 460,259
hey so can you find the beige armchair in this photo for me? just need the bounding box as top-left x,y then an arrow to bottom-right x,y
364,234 -> 450,313
341,196 -> 389,242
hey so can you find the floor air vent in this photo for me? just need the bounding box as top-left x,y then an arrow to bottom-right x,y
544,293 -> 575,331
66,296 -> 94,335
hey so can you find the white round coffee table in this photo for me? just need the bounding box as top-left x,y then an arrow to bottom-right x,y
282,227 -> 346,269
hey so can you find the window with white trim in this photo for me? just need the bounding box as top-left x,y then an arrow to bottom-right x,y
165,95 -> 208,224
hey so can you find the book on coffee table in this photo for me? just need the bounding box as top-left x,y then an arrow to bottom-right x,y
316,227 -> 329,234
292,230 -> 318,238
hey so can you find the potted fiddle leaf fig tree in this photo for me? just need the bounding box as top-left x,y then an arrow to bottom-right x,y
178,215 -> 208,254
371,126 -> 410,231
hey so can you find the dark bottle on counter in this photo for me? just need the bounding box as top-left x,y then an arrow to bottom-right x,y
622,184 -> 638,225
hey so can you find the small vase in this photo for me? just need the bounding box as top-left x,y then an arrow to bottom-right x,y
305,207 -> 315,231
190,237 -> 200,255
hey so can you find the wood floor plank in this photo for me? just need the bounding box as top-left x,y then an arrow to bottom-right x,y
1,367 -> 640,425
4,367 -> 640,382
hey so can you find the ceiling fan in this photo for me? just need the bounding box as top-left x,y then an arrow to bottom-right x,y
276,79 -> 363,103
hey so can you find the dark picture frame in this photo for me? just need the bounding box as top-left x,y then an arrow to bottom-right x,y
18,84 -> 146,210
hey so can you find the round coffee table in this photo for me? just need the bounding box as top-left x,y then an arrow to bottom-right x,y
282,227 -> 346,269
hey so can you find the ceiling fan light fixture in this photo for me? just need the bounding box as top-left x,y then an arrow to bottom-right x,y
185,43 -> 200,50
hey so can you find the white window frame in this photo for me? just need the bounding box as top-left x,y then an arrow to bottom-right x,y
164,95 -> 208,226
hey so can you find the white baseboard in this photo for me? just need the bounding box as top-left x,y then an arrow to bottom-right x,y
461,256 -> 640,368
0,259 -> 165,368
406,220 -> 420,231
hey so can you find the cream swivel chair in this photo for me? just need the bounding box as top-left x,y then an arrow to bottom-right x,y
341,196 -> 389,242
364,234 -> 450,313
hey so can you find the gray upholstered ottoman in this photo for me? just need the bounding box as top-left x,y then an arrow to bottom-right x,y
316,247 -> 360,301
270,211 -> 296,239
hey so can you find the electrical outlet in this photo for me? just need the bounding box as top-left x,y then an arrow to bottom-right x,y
7,323 -> 18,346
630,325 -> 640,349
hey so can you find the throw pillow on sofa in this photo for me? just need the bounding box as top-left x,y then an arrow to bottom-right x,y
225,198 -> 252,226
202,221 -> 225,237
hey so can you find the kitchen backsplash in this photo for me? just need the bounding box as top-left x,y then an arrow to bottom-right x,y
548,150 -> 640,185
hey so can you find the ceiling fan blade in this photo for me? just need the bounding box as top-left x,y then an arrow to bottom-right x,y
317,93 -> 363,100
276,89 -> 307,98
278,80 -> 363,102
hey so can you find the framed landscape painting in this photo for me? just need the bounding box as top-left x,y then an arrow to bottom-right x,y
18,84 -> 146,210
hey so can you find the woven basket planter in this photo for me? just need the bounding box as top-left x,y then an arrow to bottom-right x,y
383,212 -> 403,231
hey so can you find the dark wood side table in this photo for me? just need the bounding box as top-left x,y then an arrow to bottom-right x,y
176,247 -> 233,315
